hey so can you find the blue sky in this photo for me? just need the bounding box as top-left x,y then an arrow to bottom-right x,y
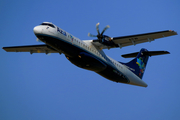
0,0 -> 180,120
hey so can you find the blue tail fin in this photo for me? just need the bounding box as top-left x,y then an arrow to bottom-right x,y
120,48 -> 170,79
126,48 -> 149,79
121,48 -> 149,79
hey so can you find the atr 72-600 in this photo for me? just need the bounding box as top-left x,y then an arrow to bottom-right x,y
3,22 -> 177,87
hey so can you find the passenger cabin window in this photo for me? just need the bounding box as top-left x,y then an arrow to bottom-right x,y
40,23 -> 55,28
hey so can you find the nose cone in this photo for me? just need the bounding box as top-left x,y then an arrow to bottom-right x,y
33,26 -> 42,34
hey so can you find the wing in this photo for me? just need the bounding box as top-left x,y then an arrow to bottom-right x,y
2,44 -> 59,54
92,30 -> 177,49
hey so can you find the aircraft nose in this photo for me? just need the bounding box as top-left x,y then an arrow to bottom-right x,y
33,26 -> 42,34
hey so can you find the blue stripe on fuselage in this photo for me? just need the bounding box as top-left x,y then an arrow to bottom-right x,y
35,33 -> 130,83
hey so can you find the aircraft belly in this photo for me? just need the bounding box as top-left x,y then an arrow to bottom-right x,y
36,34 -> 107,72
96,66 -> 129,83
66,53 -> 107,72
36,34 -> 79,57
35,34 -> 140,85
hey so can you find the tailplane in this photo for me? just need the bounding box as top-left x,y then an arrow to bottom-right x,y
120,48 -> 169,79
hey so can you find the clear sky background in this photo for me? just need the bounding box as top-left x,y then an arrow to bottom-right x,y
0,0 -> 180,120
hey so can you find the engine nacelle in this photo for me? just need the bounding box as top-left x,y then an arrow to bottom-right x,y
99,35 -> 115,46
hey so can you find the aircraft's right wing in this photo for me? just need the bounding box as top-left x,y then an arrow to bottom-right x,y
112,30 -> 177,47
92,30 -> 177,49
2,44 -> 59,54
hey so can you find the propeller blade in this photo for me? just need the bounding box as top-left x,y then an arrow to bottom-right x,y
96,22 -> 100,35
88,23 -> 111,41
101,25 -> 110,35
88,33 -> 97,37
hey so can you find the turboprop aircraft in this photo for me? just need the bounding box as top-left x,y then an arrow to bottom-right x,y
3,22 -> 177,87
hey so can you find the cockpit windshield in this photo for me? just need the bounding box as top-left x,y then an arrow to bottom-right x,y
40,23 -> 55,28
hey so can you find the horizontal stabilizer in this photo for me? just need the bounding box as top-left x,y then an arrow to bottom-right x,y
122,51 -> 170,58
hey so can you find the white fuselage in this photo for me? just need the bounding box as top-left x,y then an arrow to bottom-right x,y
33,22 -> 148,87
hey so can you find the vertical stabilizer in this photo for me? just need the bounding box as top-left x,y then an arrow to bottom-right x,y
121,48 -> 149,79
120,48 -> 170,79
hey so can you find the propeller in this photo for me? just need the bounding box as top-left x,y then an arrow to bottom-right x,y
88,23 -> 110,41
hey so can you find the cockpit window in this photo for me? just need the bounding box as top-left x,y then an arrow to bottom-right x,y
40,23 -> 55,28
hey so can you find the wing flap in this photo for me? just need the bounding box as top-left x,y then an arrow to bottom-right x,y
2,44 -> 59,54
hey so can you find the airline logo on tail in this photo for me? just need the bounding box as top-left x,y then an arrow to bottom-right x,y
136,57 -> 146,76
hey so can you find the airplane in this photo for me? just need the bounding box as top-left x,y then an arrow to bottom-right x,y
2,22 -> 177,87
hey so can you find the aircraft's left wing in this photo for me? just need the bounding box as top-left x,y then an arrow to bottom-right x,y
92,30 -> 177,49
2,44 -> 59,54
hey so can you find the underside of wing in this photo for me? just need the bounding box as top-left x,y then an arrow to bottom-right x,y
92,30 -> 177,49
2,44 -> 59,54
